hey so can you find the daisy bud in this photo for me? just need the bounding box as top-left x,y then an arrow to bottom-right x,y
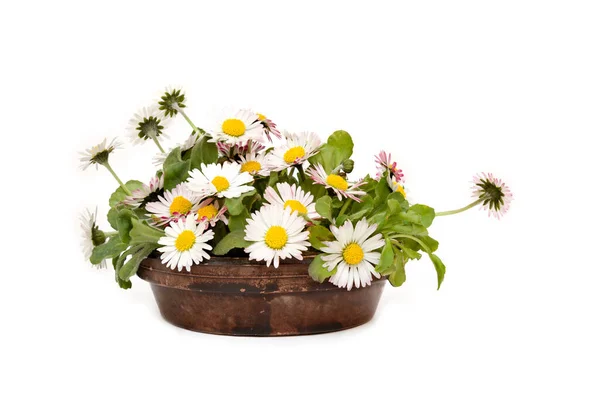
342,159 -> 355,174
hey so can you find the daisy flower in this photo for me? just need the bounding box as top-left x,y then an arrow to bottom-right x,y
217,140 -> 266,159
79,208 -> 107,269
238,150 -> 271,177
387,174 -> 407,199
256,112 -> 282,142
321,218 -> 385,291
307,164 -> 367,202
145,183 -> 201,226
472,172 -> 513,219
158,218 -> 214,272
158,86 -> 186,118
375,150 -> 404,182
264,182 -> 319,220
195,198 -> 228,227
127,106 -> 170,149
123,175 -> 164,207
209,109 -> 264,145
267,131 -> 321,171
79,138 -> 122,170
244,204 -> 310,268
186,162 -> 254,199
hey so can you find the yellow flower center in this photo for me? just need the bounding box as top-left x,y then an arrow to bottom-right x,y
211,176 -> 230,192
257,113 -> 266,121
196,204 -> 218,220
169,196 -> 193,215
283,200 -> 308,215
283,146 -> 306,164
343,243 -> 364,265
222,118 -> 246,137
396,185 -> 406,197
241,160 -> 261,174
326,174 -> 349,190
264,226 -> 288,250
175,230 -> 196,252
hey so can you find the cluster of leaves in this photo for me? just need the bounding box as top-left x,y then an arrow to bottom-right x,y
91,129 -> 445,290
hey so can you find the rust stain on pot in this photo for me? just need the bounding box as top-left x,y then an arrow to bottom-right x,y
137,256 -> 385,336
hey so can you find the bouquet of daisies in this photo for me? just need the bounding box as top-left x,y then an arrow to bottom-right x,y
80,88 -> 513,290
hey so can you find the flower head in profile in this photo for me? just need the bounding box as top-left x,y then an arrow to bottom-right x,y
158,86 -> 186,118
145,183 -> 201,226
79,138 -> 122,170
186,162 -> 254,199
375,151 -> 404,182
472,172 -> 513,219
127,106 -> 170,146
217,140 -> 266,160
123,175 -> 164,208
158,218 -> 214,272
244,204 -> 310,268
209,109 -> 264,145
267,131 -> 321,171
195,198 -> 228,227
79,208 -> 107,269
307,164 -> 366,202
321,218 -> 384,290
264,182 -> 319,220
386,174 -> 407,199
256,112 -> 282,142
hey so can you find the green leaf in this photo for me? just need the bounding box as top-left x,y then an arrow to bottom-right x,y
408,204 -> 436,228
163,146 -> 183,168
228,209 -> 250,232
109,180 -> 144,207
373,174 -> 392,209
116,209 -> 136,244
375,239 -> 394,273
90,236 -> 127,265
308,254 -> 336,283
429,253 -> 446,290
118,244 -> 156,281
107,207 -> 120,230
189,135 -> 218,170
315,196 -> 333,222
308,225 -> 335,250
213,230 -> 251,256
386,224 -> 429,236
308,130 -> 353,173
398,243 -> 422,260
224,190 -> 256,216
113,254 -> 132,289
388,254 -> 407,287
164,159 -> 191,190
129,219 -> 164,246
420,235 -> 439,253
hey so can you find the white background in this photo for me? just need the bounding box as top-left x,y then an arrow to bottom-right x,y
1,1 -> 599,399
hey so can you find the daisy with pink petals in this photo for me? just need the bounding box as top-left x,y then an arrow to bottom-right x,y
145,183 -> 201,226
195,198 -> 228,227
375,150 -> 404,182
307,164 -> 367,202
123,175 -> 164,207
264,182 -> 319,219
256,112 -> 282,142
471,172 -> 513,219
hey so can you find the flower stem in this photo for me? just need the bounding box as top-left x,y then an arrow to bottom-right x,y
339,198 -> 352,217
296,164 -> 306,183
179,109 -> 200,134
435,199 -> 482,217
105,231 -> 118,237
152,136 -> 166,153
103,162 -> 131,195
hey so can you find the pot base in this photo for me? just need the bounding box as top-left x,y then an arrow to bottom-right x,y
138,256 -> 385,336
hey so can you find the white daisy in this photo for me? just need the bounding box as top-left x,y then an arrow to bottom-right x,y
256,112 -> 282,142
186,162 -> 254,199
123,175 -> 164,207
387,174 -> 407,199
158,218 -> 214,272
264,182 -> 319,219
321,218 -> 385,291
145,183 -> 201,226
266,131 -> 321,171
195,198 -> 228,227
244,204 -> 310,268
79,208 -> 107,269
79,138 -> 122,170
472,172 -> 513,219
209,109 -> 264,145
127,105 -> 170,146
238,150 -> 271,177
307,164 -> 367,202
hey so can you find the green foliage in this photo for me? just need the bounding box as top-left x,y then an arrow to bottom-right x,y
408,204 -> 436,228
189,135 -> 218,170
109,180 -> 143,207
308,130 -> 353,173
315,196 -> 333,222
388,253 -> 407,287
129,219 -> 164,246
163,147 -> 191,190
308,225 -> 335,250
375,239 -> 394,274
213,230 -> 251,256
429,253 -> 446,290
308,255 -> 335,283
116,209 -> 135,244
225,190 -> 257,216
90,236 -> 127,265
118,244 -> 157,281
228,209 -> 250,232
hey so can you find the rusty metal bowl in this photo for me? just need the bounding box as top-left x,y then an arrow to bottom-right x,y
137,255 -> 386,336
